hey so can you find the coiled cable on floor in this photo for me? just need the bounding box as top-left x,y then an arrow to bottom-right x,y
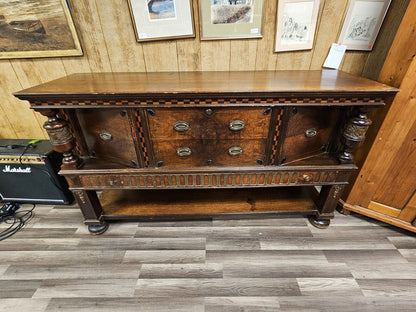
0,203 -> 35,241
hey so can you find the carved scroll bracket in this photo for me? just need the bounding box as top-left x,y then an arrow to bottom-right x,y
338,108 -> 372,164
39,109 -> 80,168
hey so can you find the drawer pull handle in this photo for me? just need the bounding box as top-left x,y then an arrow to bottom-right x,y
228,146 -> 243,156
305,128 -> 317,138
302,174 -> 311,182
229,120 -> 245,131
99,131 -> 112,141
173,121 -> 190,132
177,147 -> 192,157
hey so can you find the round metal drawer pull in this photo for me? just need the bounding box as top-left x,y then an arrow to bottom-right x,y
177,147 -> 192,157
302,174 -> 311,182
228,146 -> 243,156
229,120 -> 245,131
99,131 -> 112,141
305,128 -> 317,138
173,121 -> 190,132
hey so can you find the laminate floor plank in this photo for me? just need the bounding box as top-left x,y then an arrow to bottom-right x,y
0,204 -> 415,311
0,250 -> 125,265
139,263 -> 223,279
260,237 -> 396,250
323,249 -> 408,264
388,236 -> 416,249
1,264 -> 141,280
223,263 -> 352,278
349,262 -> 416,279
123,250 -> 206,264
77,237 -> 206,250
45,297 -> 205,312
0,280 -> 42,298
33,279 -> 138,298
0,298 -> 50,312
204,296 -> 280,312
135,278 -> 301,297
356,279 -> 416,297
134,226 -> 312,239
296,277 -> 363,296
206,250 -> 329,264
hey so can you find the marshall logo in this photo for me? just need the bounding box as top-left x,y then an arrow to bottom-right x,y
2,165 -> 31,174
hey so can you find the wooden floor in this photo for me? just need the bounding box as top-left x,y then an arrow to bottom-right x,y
1,202 -> 416,311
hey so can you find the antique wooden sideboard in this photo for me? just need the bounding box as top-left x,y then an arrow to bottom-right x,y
14,71 -> 398,234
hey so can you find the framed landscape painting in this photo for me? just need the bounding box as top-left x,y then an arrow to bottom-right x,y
275,0 -> 320,52
128,0 -> 195,42
0,0 -> 82,59
337,0 -> 392,51
199,0 -> 265,40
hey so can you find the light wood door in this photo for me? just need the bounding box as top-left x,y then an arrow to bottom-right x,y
343,0 -> 416,232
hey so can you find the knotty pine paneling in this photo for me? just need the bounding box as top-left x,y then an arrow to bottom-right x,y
0,0 -> 406,139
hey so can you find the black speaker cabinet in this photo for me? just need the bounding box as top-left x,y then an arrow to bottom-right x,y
0,139 -> 74,204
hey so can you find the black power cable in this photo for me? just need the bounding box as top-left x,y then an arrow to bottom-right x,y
0,203 -> 35,241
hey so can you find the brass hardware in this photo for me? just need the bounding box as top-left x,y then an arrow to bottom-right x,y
229,120 -> 245,131
177,147 -> 192,157
173,121 -> 190,132
302,174 -> 311,182
204,108 -> 213,116
228,146 -> 243,156
263,107 -> 272,115
99,131 -> 112,141
305,128 -> 317,138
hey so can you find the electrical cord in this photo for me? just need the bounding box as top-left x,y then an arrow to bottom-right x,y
0,203 -> 35,241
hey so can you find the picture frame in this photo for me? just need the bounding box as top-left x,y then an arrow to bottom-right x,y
0,0 -> 82,59
199,0 -> 265,40
274,0 -> 321,52
337,0 -> 392,51
128,0 -> 195,42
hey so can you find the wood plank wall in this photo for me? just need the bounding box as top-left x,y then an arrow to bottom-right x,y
0,0 -> 408,139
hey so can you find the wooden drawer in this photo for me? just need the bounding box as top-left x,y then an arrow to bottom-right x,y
280,107 -> 340,164
146,107 -> 271,140
152,139 -> 267,167
76,109 -> 138,167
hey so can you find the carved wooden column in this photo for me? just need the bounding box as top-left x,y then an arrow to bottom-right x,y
338,108 -> 372,164
38,109 -> 80,168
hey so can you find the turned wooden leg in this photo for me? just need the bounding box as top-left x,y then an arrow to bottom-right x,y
73,190 -> 108,235
338,108 -> 372,164
310,185 -> 345,229
38,109 -> 80,168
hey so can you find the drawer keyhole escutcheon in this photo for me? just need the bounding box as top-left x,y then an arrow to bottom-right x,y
228,146 -> 243,156
177,147 -> 192,157
305,128 -> 317,138
99,131 -> 112,141
173,121 -> 190,132
229,120 -> 245,131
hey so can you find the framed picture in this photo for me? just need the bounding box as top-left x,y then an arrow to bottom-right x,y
275,0 -> 320,52
337,0 -> 391,51
199,0 -> 265,40
0,0 -> 82,59
128,0 -> 195,42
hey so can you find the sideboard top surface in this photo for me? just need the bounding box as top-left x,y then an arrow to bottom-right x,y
14,70 -> 398,102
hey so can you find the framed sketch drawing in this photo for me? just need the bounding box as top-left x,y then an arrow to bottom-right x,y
128,0 -> 195,42
275,0 -> 320,52
0,0 -> 82,59
199,0 -> 265,40
337,0 -> 391,51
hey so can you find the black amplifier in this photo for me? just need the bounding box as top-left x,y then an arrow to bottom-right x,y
0,139 -> 74,204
